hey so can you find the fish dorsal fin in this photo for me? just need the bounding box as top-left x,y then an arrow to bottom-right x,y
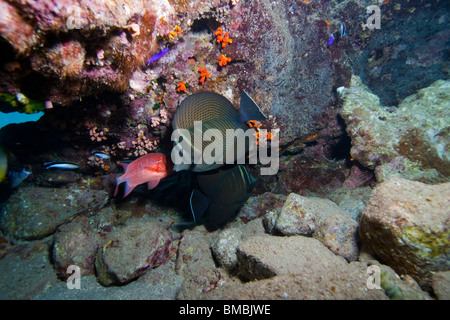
190,189 -> 211,223
118,162 -> 129,171
238,91 -> 267,123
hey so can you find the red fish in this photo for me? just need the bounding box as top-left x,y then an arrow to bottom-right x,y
114,153 -> 173,198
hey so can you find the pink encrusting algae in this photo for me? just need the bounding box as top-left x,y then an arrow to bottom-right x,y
114,153 -> 173,198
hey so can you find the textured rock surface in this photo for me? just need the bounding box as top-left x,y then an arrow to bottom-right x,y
236,234 -> 344,281
340,76 -> 449,183
343,0 -> 450,106
431,271 -> 450,300
0,241 -> 59,299
360,177 -> 450,290
226,234 -> 387,299
34,270 -> 183,300
226,0 -> 351,138
210,272 -> 386,300
0,0 -> 177,104
327,186 -> 372,221
313,214 -> 359,262
95,217 -> 175,286
237,192 -> 287,224
269,193 -> 341,236
211,227 -> 242,272
175,228 -> 225,299
0,187 -> 108,240
52,216 -> 103,279
211,218 -> 265,272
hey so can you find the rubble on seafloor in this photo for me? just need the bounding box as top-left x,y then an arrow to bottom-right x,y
0,0 -> 448,300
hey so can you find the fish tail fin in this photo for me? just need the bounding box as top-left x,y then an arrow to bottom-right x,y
189,189 -> 211,223
238,91 -> 267,123
113,175 -> 123,197
122,182 -> 135,198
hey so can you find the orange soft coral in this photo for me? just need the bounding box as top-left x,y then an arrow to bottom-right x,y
169,25 -> 182,40
215,27 -> 223,37
176,81 -> 187,92
198,68 -> 210,83
221,32 -> 233,48
218,54 -> 231,67
215,27 -> 233,48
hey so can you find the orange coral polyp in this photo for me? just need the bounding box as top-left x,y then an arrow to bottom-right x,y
215,28 -> 233,48
220,32 -> 233,48
176,81 -> 187,92
218,54 -> 231,66
198,68 -> 210,83
215,27 -> 223,36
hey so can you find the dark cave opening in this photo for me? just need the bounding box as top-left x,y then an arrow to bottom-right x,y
323,115 -> 352,163
190,17 -> 220,34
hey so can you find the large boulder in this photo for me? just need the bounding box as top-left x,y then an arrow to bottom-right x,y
95,217 -> 175,286
175,228 -> 225,299
264,192 -> 359,261
52,216 -> 103,279
215,234 -> 387,299
0,187 -> 108,240
360,177 -> 450,290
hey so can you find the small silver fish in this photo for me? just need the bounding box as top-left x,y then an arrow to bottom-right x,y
92,151 -> 110,159
44,161 -> 80,170
340,22 -> 346,37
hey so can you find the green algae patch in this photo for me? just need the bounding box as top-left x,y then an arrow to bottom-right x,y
402,226 -> 450,260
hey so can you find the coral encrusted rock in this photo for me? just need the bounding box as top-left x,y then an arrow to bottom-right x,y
359,177 -> 450,290
0,187 -> 109,240
340,76 -> 449,183
95,217 -> 175,286
52,216 -> 103,279
231,234 -> 386,299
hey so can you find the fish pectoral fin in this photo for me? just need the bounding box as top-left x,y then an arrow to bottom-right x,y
147,179 -> 160,190
190,189 -> 211,223
238,91 -> 267,123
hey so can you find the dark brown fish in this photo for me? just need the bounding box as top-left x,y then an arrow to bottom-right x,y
172,91 -> 266,172
190,164 -> 257,227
